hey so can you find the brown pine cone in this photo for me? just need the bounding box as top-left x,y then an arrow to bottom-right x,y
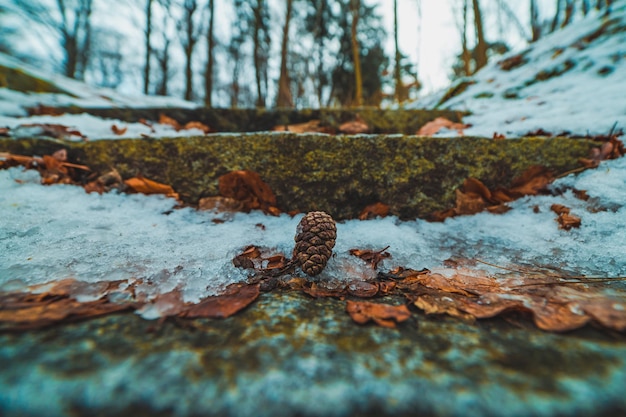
293,211 -> 337,276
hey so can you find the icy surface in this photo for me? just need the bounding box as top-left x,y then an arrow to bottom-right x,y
415,3 -> 626,137
2,157 -> 625,310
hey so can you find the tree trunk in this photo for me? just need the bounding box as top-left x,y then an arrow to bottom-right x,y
562,0 -> 575,27
64,34 -> 78,78
156,39 -> 170,96
253,0 -> 264,108
461,0 -> 471,76
276,0 -> 294,108
350,0 -> 363,107
315,0 -> 325,107
471,0 -> 488,72
582,0 -> 590,15
530,0 -> 541,42
204,0 -> 214,107
144,0 -> 153,95
551,0 -> 564,32
393,0 -> 405,104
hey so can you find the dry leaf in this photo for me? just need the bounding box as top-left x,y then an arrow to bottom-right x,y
273,119 -> 332,134
346,281 -> 379,298
359,202 -> 390,220
338,116 -> 369,134
218,170 -> 278,215
159,114 -> 181,131
111,124 -> 128,135
345,300 -> 411,328
417,117 -> 469,136
179,284 -> 260,319
349,246 -> 391,270
124,175 -> 179,200
183,121 -> 211,134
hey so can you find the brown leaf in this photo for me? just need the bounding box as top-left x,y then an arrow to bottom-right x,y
111,124 -> 128,135
302,281 -> 347,299
345,300 -> 411,328
338,116 -> 369,134
159,113 -> 181,131
358,202 -> 390,220
346,281 -> 379,298
139,118 -> 156,133
84,169 -> 124,194
0,127 -> 9,137
273,119 -> 332,134
349,246 -> 391,270
124,175 -> 179,200
218,170 -> 278,214
183,121 -> 211,134
417,117 -> 469,136
507,165 -> 553,197
556,212 -> 582,230
198,196 -> 245,213
179,284 -> 260,319
413,294 -> 475,322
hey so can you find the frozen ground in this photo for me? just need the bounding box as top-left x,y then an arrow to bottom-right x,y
416,3 -> 626,138
1,155 -> 625,317
1,4 -> 625,316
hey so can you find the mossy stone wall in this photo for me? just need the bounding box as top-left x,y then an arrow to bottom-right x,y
1,134 -> 596,219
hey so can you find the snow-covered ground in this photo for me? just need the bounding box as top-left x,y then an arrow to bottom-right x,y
1,5 -> 625,318
417,3 -> 626,138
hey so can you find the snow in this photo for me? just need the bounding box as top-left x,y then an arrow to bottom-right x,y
1,154 -> 625,317
1,5 -> 626,317
416,3 -> 626,138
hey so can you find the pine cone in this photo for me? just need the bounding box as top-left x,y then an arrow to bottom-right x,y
293,211 -> 337,276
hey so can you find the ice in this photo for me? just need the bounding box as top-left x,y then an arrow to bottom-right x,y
2,155 -> 625,309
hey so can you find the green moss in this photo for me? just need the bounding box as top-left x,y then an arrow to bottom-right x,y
0,65 -> 74,96
0,134 -> 596,220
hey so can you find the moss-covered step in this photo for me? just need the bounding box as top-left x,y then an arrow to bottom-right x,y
1,291 -> 625,417
57,107 -> 465,135
0,134 -> 596,219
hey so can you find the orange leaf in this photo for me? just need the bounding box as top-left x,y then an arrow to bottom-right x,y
183,121 -> 211,134
179,284 -> 260,319
218,170 -> 278,214
111,124 -> 128,135
338,116 -> 369,134
124,176 -> 179,200
346,300 -> 411,328
417,117 -> 469,136
359,202 -> 390,220
159,113 -> 181,131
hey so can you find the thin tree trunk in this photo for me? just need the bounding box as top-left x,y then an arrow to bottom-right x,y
551,0 -> 564,32
315,0 -> 325,106
276,0 -> 293,107
472,0 -> 488,72
530,0 -> 541,42
562,0 -> 575,27
461,0 -> 471,75
350,0 -> 362,107
144,0 -> 152,94
204,0 -> 214,106
393,0 -> 404,103
253,0 -> 264,108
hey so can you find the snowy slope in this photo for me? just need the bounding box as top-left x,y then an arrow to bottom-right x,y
0,52 -> 197,117
418,3 -> 626,137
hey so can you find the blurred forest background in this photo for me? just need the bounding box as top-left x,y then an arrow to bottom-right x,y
0,0 -> 615,108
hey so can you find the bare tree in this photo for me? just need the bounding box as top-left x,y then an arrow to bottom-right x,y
204,0 -> 214,106
14,0 -> 93,79
178,0 -> 205,101
252,0 -> 270,108
393,0 -> 406,103
143,0 -> 153,94
530,0 -> 541,41
471,0 -> 488,72
350,0 -> 363,107
276,0 -> 294,107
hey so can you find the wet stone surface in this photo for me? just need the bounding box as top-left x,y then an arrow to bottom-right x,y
1,291 -> 625,417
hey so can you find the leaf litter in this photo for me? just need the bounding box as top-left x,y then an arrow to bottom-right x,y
1,148 -> 626,332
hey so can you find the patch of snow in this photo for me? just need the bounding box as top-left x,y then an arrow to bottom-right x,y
0,51 -> 197,112
414,3 -> 626,137
1,157 -> 625,315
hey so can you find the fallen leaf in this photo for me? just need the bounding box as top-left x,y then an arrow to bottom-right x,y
0,127 -> 10,137
218,170 -> 278,215
27,104 -> 66,116
12,123 -> 86,140
159,113 -> 181,131
124,175 -> 179,200
84,169 -> 124,194
198,196 -> 245,213
359,202 -> 390,220
183,121 -> 211,134
349,246 -> 391,270
273,119 -> 332,134
111,124 -> 128,135
498,54 -> 527,71
417,117 -> 469,136
179,284 -> 260,319
346,281 -> 379,298
339,116 -> 369,134
302,281 -> 346,299
345,300 -> 411,328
